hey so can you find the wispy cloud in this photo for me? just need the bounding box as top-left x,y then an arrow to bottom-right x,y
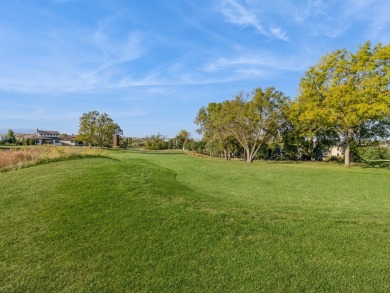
286,0 -> 327,23
217,0 -> 288,41
270,27 -> 288,41
0,12 -> 147,94
203,52 -> 310,73
279,0 -> 390,41
0,0 -> 387,137
219,0 -> 266,34
92,17 -> 145,67
343,0 -> 390,41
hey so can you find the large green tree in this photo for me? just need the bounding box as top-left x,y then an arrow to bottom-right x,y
196,87 -> 288,163
284,100 -> 339,160
78,111 -> 122,147
222,87 -> 288,163
195,103 -> 234,159
296,41 -> 390,166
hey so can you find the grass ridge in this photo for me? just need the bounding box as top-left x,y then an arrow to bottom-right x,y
1,151 -> 390,291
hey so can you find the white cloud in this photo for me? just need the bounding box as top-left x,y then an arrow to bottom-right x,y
93,20 -> 144,66
284,0 -> 390,41
270,27 -> 288,41
203,52 -> 310,73
0,14 -> 147,94
217,0 -> 289,41
219,0 -> 266,34
344,0 -> 390,41
289,0 -> 327,23
235,68 -> 265,77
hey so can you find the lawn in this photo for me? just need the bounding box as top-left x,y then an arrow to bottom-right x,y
0,150 -> 389,292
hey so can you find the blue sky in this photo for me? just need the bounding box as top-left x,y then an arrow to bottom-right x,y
1,0 -> 389,138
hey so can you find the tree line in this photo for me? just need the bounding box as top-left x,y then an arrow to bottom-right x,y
3,42 -> 389,168
142,130 -> 205,153
195,41 -> 390,167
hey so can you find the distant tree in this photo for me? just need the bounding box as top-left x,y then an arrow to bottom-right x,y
174,130 -> 191,150
78,111 -> 122,147
6,129 -> 16,144
195,103 -> 237,159
295,41 -> 390,167
95,113 -> 122,148
354,118 -> 390,147
78,111 -> 99,146
145,134 -> 168,150
194,140 -> 206,154
120,136 -> 132,148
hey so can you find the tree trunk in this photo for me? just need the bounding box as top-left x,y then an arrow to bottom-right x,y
246,149 -> 253,163
344,143 -> 350,167
344,128 -> 354,167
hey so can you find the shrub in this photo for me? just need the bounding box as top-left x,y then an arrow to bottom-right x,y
0,147 -> 108,172
358,146 -> 390,160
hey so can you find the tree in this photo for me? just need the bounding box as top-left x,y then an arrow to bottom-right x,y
173,130 -> 191,150
221,87 -> 288,163
282,101 -> 339,160
78,111 -> 122,147
78,110 -> 99,146
296,41 -> 390,167
195,103 -> 233,159
6,129 -> 16,144
145,134 -> 168,150
120,136 -> 132,148
95,113 -> 122,148
196,87 -> 288,163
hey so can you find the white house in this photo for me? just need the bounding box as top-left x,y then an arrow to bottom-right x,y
35,129 -> 61,145
329,146 -> 343,157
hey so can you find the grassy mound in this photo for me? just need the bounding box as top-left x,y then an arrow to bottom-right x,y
0,151 -> 389,291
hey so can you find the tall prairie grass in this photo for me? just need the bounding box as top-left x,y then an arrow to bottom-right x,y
0,147 -> 107,172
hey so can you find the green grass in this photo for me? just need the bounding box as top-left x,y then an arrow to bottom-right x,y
1,150 -> 390,292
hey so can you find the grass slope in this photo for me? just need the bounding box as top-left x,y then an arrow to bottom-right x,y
0,151 -> 389,291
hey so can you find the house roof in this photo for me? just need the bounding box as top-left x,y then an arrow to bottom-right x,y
23,134 -> 36,139
36,129 -> 60,135
15,133 -> 36,139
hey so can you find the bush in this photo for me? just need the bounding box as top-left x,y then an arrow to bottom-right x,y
358,146 -> 390,160
0,147 -> 108,172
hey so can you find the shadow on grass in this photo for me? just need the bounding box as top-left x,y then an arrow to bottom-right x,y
359,163 -> 390,170
263,160 -> 305,165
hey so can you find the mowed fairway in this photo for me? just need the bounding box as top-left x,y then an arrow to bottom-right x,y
1,150 -> 390,292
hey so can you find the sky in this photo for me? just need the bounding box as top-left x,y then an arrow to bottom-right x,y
1,0 -> 389,138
